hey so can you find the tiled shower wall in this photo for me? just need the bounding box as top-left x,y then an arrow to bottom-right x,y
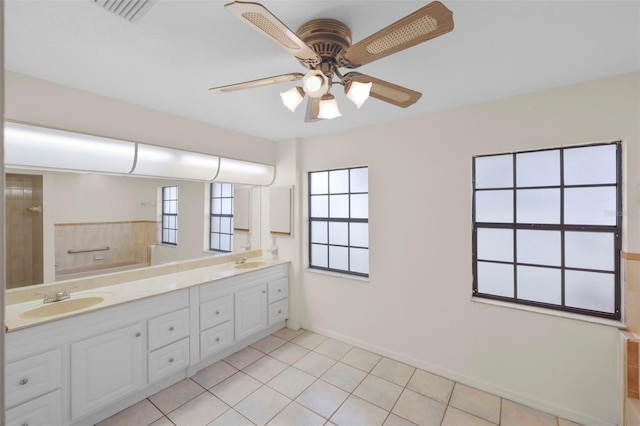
54,221 -> 157,274
5,173 -> 43,289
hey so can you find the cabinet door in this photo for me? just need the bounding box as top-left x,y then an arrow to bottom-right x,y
5,390 -> 62,426
235,283 -> 268,342
71,323 -> 144,421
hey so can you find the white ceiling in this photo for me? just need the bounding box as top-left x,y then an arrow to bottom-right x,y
4,1 -> 640,142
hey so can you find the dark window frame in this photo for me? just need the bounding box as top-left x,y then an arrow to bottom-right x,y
161,185 -> 178,246
472,142 -> 622,320
209,182 -> 234,253
308,166 -> 369,278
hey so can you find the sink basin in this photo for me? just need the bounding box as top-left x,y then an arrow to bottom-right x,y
20,297 -> 105,319
235,261 -> 267,270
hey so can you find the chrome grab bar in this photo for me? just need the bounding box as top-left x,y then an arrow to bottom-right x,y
67,246 -> 110,254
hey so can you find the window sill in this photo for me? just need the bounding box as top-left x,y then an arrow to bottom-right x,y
305,267 -> 369,283
471,296 -> 626,328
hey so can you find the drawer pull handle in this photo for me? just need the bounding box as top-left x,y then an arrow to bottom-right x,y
278,310 -> 282,314
278,289 -> 282,292
169,357 -> 174,363
169,326 -> 174,331
215,337 -> 220,342
19,378 -> 28,386
262,290 -> 266,294
215,311 -> 220,315
135,332 -> 141,337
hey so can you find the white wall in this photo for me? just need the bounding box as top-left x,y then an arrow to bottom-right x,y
292,72 -> 639,426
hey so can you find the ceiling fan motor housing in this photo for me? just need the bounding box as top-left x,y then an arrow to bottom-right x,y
296,19 -> 352,68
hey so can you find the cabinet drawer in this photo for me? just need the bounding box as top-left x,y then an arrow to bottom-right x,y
5,349 -> 61,408
148,307 -> 190,351
6,389 -> 62,426
268,277 -> 288,303
148,338 -> 190,384
268,299 -> 289,325
200,294 -> 233,330
200,321 -> 234,359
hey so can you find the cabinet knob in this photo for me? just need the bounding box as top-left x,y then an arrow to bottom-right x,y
215,337 -> 220,342
21,423 -> 29,426
215,311 -> 220,315
19,378 -> 28,386
169,326 -> 174,331
278,310 -> 282,314
169,357 -> 174,363
262,290 -> 266,294
278,289 -> 282,292
135,332 -> 141,337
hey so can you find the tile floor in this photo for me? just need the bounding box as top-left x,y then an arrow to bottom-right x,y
98,328 -> 582,426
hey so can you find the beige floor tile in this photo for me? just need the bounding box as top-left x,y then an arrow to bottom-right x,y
406,369 -> 455,404
449,383 -> 501,424
353,374 -> 403,411
223,346 -> 264,370
501,399 -> 558,426
371,357 -> 416,387
148,378 -> 205,414
267,401 -> 326,426
191,361 -> 238,389
321,361 -> 367,393
235,386 -> 291,425
97,399 -> 163,426
295,379 -> 349,418
270,342 -> 310,364
293,351 -> 336,377
167,392 -> 229,426
331,395 -> 389,426
291,330 -> 329,350
251,335 -> 288,354
267,366 -> 317,399
558,418 -> 583,426
314,338 -> 353,360
207,408 -> 254,426
341,347 -> 382,372
392,389 -> 446,426
243,355 -> 288,383
384,413 -> 418,426
272,327 -> 305,341
442,406 -> 497,426
149,417 -> 173,426
210,371 -> 262,406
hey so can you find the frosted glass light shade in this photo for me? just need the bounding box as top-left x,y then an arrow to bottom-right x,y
346,81 -> 372,109
4,122 -> 136,173
213,157 -> 275,185
280,87 -> 305,112
133,144 -> 219,180
318,94 -> 342,119
302,70 -> 328,98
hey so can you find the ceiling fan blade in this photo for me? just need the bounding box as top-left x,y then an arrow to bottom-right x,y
225,1 -> 321,67
305,97 -> 321,122
344,72 -> 422,108
209,73 -> 303,92
340,1 -> 454,68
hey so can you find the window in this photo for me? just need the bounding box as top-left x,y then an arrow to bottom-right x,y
472,142 -> 621,319
210,182 -> 233,252
309,166 -> 369,277
161,186 -> 178,245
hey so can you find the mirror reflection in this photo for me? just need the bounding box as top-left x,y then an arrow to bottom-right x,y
5,168 -> 261,289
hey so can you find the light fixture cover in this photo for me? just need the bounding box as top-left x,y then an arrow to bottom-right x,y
318,94 -> 342,119
302,70 -> 329,98
214,157 -> 275,185
4,122 -> 136,174
133,144 -> 220,180
280,87 -> 305,112
346,81 -> 372,109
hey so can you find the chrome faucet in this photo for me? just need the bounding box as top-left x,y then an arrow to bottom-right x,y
234,257 -> 248,265
36,286 -> 77,304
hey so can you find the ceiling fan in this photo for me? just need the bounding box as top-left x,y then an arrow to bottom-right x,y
210,1 -> 454,122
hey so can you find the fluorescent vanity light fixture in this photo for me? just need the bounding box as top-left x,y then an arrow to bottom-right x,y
214,157 -> 275,186
346,81 -> 372,109
134,144 -> 220,180
280,87 -> 305,112
317,94 -> 342,120
302,70 -> 329,98
4,122 -> 136,173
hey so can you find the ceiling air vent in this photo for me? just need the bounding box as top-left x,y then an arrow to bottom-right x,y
93,0 -> 158,23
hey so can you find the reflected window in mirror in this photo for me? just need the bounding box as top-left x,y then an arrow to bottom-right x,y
210,182 -> 234,253
161,186 -> 178,246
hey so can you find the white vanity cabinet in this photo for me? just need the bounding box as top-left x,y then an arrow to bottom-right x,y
235,283 -> 268,341
71,323 -> 145,420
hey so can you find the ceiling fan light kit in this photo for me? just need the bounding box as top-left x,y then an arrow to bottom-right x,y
211,1 -> 454,122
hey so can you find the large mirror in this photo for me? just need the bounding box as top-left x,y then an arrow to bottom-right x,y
4,167 -> 262,289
